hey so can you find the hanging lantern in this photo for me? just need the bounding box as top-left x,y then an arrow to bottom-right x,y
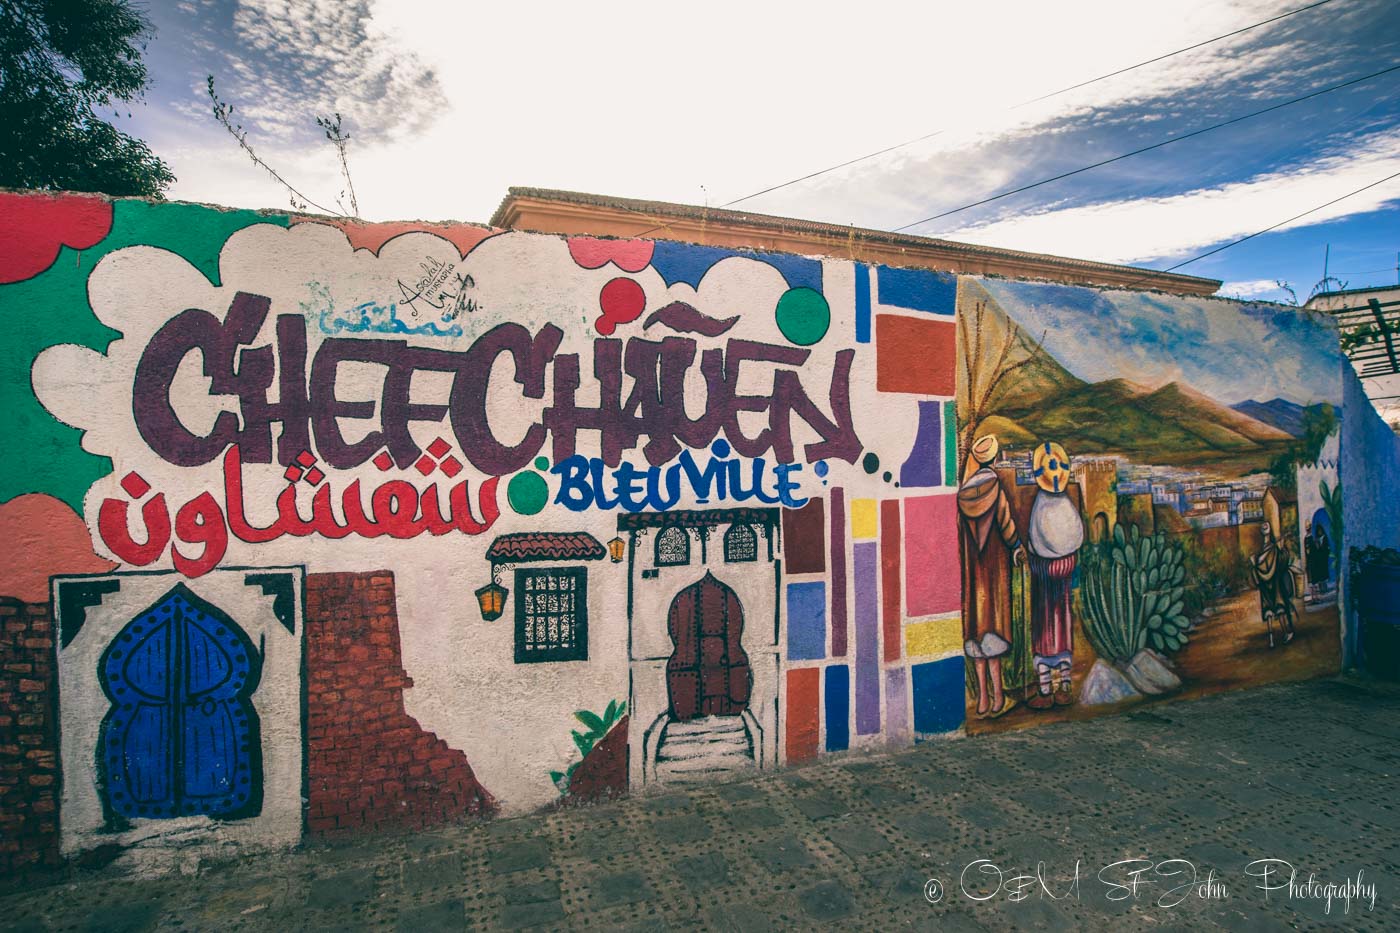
607,536 -> 627,563
475,580 -> 507,621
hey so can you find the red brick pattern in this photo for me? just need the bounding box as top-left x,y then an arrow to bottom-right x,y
560,716 -> 628,806
0,599 -> 60,875
305,571 -> 494,838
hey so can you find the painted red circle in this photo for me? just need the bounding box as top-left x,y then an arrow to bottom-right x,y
599,277 -> 646,326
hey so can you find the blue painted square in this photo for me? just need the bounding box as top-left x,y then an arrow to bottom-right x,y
824,665 -> 850,751
786,581 -> 827,661
877,266 -> 956,316
855,263 -> 872,343
911,657 -> 965,735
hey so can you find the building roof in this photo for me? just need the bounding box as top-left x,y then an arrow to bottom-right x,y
486,532 -> 608,563
1305,283 -> 1400,305
490,187 -> 1222,297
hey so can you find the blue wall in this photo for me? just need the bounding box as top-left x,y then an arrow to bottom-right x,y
1341,367 -> 1400,665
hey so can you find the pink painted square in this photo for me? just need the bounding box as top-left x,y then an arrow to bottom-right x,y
903,494 -> 960,615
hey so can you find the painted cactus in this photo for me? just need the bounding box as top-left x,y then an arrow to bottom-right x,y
1081,524 -> 1190,663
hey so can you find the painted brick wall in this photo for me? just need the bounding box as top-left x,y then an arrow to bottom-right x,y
0,599 -> 60,875
304,572 -> 493,838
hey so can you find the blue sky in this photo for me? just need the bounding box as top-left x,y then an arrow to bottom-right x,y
112,1 -> 1399,408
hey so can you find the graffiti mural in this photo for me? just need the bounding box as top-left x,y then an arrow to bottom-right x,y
955,278 -> 1347,733
2,191 -> 973,866
0,190 -> 1355,868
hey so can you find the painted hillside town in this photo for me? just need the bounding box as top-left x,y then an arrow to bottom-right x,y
956,279 -> 1347,733
4,1 -> 1400,929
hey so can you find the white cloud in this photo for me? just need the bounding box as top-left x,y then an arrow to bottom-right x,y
1221,279 -> 1286,298
211,0 -> 445,144
940,127 -> 1400,266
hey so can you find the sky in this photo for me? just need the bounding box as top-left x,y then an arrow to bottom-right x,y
114,0 -> 1400,413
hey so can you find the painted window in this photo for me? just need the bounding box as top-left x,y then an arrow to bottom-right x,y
514,567 -> 588,663
723,523 -> 758,563
97,584 -> 262,821
655,526 -> 690,566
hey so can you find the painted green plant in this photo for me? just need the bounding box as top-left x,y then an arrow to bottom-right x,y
549,699 -> 626,793
1081,524 -> 1191,663
1320,479 -> 1343,550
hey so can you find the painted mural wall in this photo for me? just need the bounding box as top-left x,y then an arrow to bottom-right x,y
0,191 -> 966,870
954,277 -> 1348,733
0,190 -> 1358,872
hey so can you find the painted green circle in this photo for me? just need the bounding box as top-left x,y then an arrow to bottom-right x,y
534,456 -> 550,471
507,471 -> 548,515
774,287 -> 830,346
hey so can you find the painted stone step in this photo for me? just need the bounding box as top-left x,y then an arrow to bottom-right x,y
659,731 -> 751,756
659,731 -> 752,758
655,752 -> 756,779
658,765 -> 755,784
663,715 -> 747,737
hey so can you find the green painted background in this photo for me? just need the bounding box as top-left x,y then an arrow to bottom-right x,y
0,200 -> 288,512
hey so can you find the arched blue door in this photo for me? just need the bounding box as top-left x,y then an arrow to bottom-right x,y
98,584 -> 262,821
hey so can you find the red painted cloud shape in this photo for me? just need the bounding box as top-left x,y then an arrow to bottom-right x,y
568,237 -> 654,273
0,192 -> 114,285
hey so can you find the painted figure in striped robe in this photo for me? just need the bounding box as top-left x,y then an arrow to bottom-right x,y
1026,441 -> 1084,710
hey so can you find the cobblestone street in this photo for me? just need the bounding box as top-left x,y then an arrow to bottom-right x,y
5,675 -> 1399,931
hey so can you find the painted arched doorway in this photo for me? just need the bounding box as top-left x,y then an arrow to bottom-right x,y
665,572 -> 752,721
97,584 -> 263,821
1306,507 -> 1334,589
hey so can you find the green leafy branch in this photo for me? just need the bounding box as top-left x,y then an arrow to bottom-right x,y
549,699 -> 626,792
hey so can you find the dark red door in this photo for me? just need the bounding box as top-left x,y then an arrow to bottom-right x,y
666,572 -> 752,721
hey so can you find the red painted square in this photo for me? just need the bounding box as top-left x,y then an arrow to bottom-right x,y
439,455 -> 463,477
305,467 -> 325,485
413,455 -> 436,476
120,472 -> 150,498
373,451 -> 394,471
875,315 -> 956,395
426,437 -> 451,459
904,494 -> 961,615
297,450 -> 317,467
284,465 -> 303,483
785,668 -> 821,764
881,499 -> 902,662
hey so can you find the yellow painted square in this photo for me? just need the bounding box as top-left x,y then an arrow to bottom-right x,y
850,498 -> 878,539
906,617 -> 962,658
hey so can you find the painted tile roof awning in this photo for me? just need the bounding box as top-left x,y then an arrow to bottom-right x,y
616,508 -> 780,531
486,532 -> 608,563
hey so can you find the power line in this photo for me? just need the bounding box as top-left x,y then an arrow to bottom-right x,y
1124,168 -> 1400,288
715,0 -> 1335,214
1016,0 -> 1335,106
626,0 -> 1340,240
892,62 -> 1400,232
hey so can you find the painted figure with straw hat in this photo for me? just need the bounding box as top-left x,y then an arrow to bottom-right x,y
957,434 -> 1024,717
1025,441 -> 1085,710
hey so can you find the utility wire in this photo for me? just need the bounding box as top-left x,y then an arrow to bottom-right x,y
893,62 -> 1400,232
629,0 -> 1338,239
697,0 -> 1332,215
1123,168 -> 1400,288
1016,0 -> 1335,106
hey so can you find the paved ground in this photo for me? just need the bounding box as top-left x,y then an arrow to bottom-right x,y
4,675 -> 1400,931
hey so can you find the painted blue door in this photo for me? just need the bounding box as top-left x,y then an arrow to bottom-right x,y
98,584 -> 263,820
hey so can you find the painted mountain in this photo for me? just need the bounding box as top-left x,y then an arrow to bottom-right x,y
961,279 -> 1294,473
1231,398 -> 1307,437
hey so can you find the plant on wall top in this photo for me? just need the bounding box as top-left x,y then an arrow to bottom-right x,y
549,699 -> 626,793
